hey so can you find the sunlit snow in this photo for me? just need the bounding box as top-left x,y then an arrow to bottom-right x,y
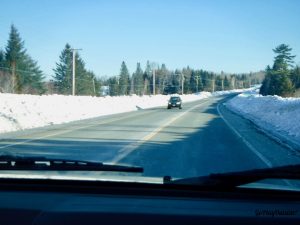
227,91 -> 300,146
0,90 -> 244,134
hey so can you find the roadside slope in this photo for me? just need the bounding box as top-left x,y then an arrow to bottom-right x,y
226,93 -> 300,150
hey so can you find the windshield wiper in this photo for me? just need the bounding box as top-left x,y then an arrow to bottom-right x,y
0,155 -> 143,173
164,164 -> 300,188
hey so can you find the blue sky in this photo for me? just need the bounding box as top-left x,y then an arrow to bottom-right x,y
0,0 -> 300,79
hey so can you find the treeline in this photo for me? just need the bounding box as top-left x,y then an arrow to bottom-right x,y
103,61 -> 263,96
260,44 -> 300,97
0,25 -> 100,95
0,24 -> 263,96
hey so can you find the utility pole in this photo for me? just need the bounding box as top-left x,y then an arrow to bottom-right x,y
231,76 -> 235,89
195,75 -> 199,93
70,48 -> 82,96
130,76 -> 134,95
221,79 -> 224,91
181,73 -> 184,95
11,61 -> 16,93
92,78 -> 96,96
212,79 -> 215,93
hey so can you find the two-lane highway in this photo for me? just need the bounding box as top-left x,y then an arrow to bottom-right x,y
1,95 -> 300,179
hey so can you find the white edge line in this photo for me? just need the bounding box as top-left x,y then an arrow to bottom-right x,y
218,102 -> 296,187
217,102 -> 273,168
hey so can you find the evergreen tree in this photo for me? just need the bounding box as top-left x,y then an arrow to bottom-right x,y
119,61 -> 130,95
0,50 -> 5,68
201,70 -> 211,91
5,25 -> 25,92
132,62 -> 143,95
53,44 -> 72,94
215,76 -> 223,91
20,55 -> 46,94
143,61 -> 152,95
93,76 -> 102,97
73,55 -> 90,95
107,76 -> 119,96
53,43 -> 96,95
291,66 -> 300,89
224,75 -> 230,90
182,66 -> 192,93
273,44 -> 295,70
260,44 -> 295,97
190,70 -> 203,93
155,64 -> 168,94
172,69 -> 181,93
260,66 -> 274,95
189,70 -> 197,93
5,25 -> 45,94
0,49 -> 11,92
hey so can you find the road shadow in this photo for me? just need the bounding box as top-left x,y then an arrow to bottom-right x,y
1,97 -> 300,187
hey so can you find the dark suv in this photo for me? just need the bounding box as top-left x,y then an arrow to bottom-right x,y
167,96 -> 182,109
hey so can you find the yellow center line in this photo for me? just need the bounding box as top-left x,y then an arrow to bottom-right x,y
111,100 -> 209,164
0,110 -> 154,150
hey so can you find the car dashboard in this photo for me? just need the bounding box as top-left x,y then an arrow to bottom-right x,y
0,178 -> 299,225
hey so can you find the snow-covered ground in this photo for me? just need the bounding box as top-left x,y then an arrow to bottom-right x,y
226,90 -> 300,148
0,89 -> 246,134
0,93 -> 173,134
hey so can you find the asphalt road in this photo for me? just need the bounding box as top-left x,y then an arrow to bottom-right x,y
1,94 -> 300,179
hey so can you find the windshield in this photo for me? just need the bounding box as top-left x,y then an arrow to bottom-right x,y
170,97 -> 180,101
0,0 -> 300,190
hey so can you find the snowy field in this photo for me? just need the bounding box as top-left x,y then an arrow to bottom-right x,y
227,91 -> 300,148
0,90 -> 244,134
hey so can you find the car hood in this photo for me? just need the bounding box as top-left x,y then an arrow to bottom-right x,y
0,171 -> 299,192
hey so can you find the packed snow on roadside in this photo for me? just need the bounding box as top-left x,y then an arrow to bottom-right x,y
226,91 -> 300,146
0,88 -> 248,134
0,92 -> 207,134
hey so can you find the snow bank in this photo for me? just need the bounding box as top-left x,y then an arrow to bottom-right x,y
0,92 -> 215,134
226,93 -> 300,147
0,87 -> 254,134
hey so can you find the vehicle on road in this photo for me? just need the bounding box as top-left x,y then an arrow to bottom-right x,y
167,96 -> 182,109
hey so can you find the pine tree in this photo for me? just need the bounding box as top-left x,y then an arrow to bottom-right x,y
53,44 -> 96,96
5,25 -> 25,92
73,55 -> 90,95
53,44 -> 72,94
154,64 -> 167,94
0,49 -> 11,92
107,76 -> 119,96
201,70 -> 211,91
273,44 -> 295,69
215,76 -> 223,91
190,70 -> 203,93
132,62 -> 143,95
20,55 -> 45,94
5,25 -> 45,94
291,66 -> 300,90
260,44 -> 295,97
0,50 -> 5,68
181,66 -> 192,94
119,61 -> 130,95
224,75 -> 230,90
260,66 -> 273,95
143,61 -> 151,95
